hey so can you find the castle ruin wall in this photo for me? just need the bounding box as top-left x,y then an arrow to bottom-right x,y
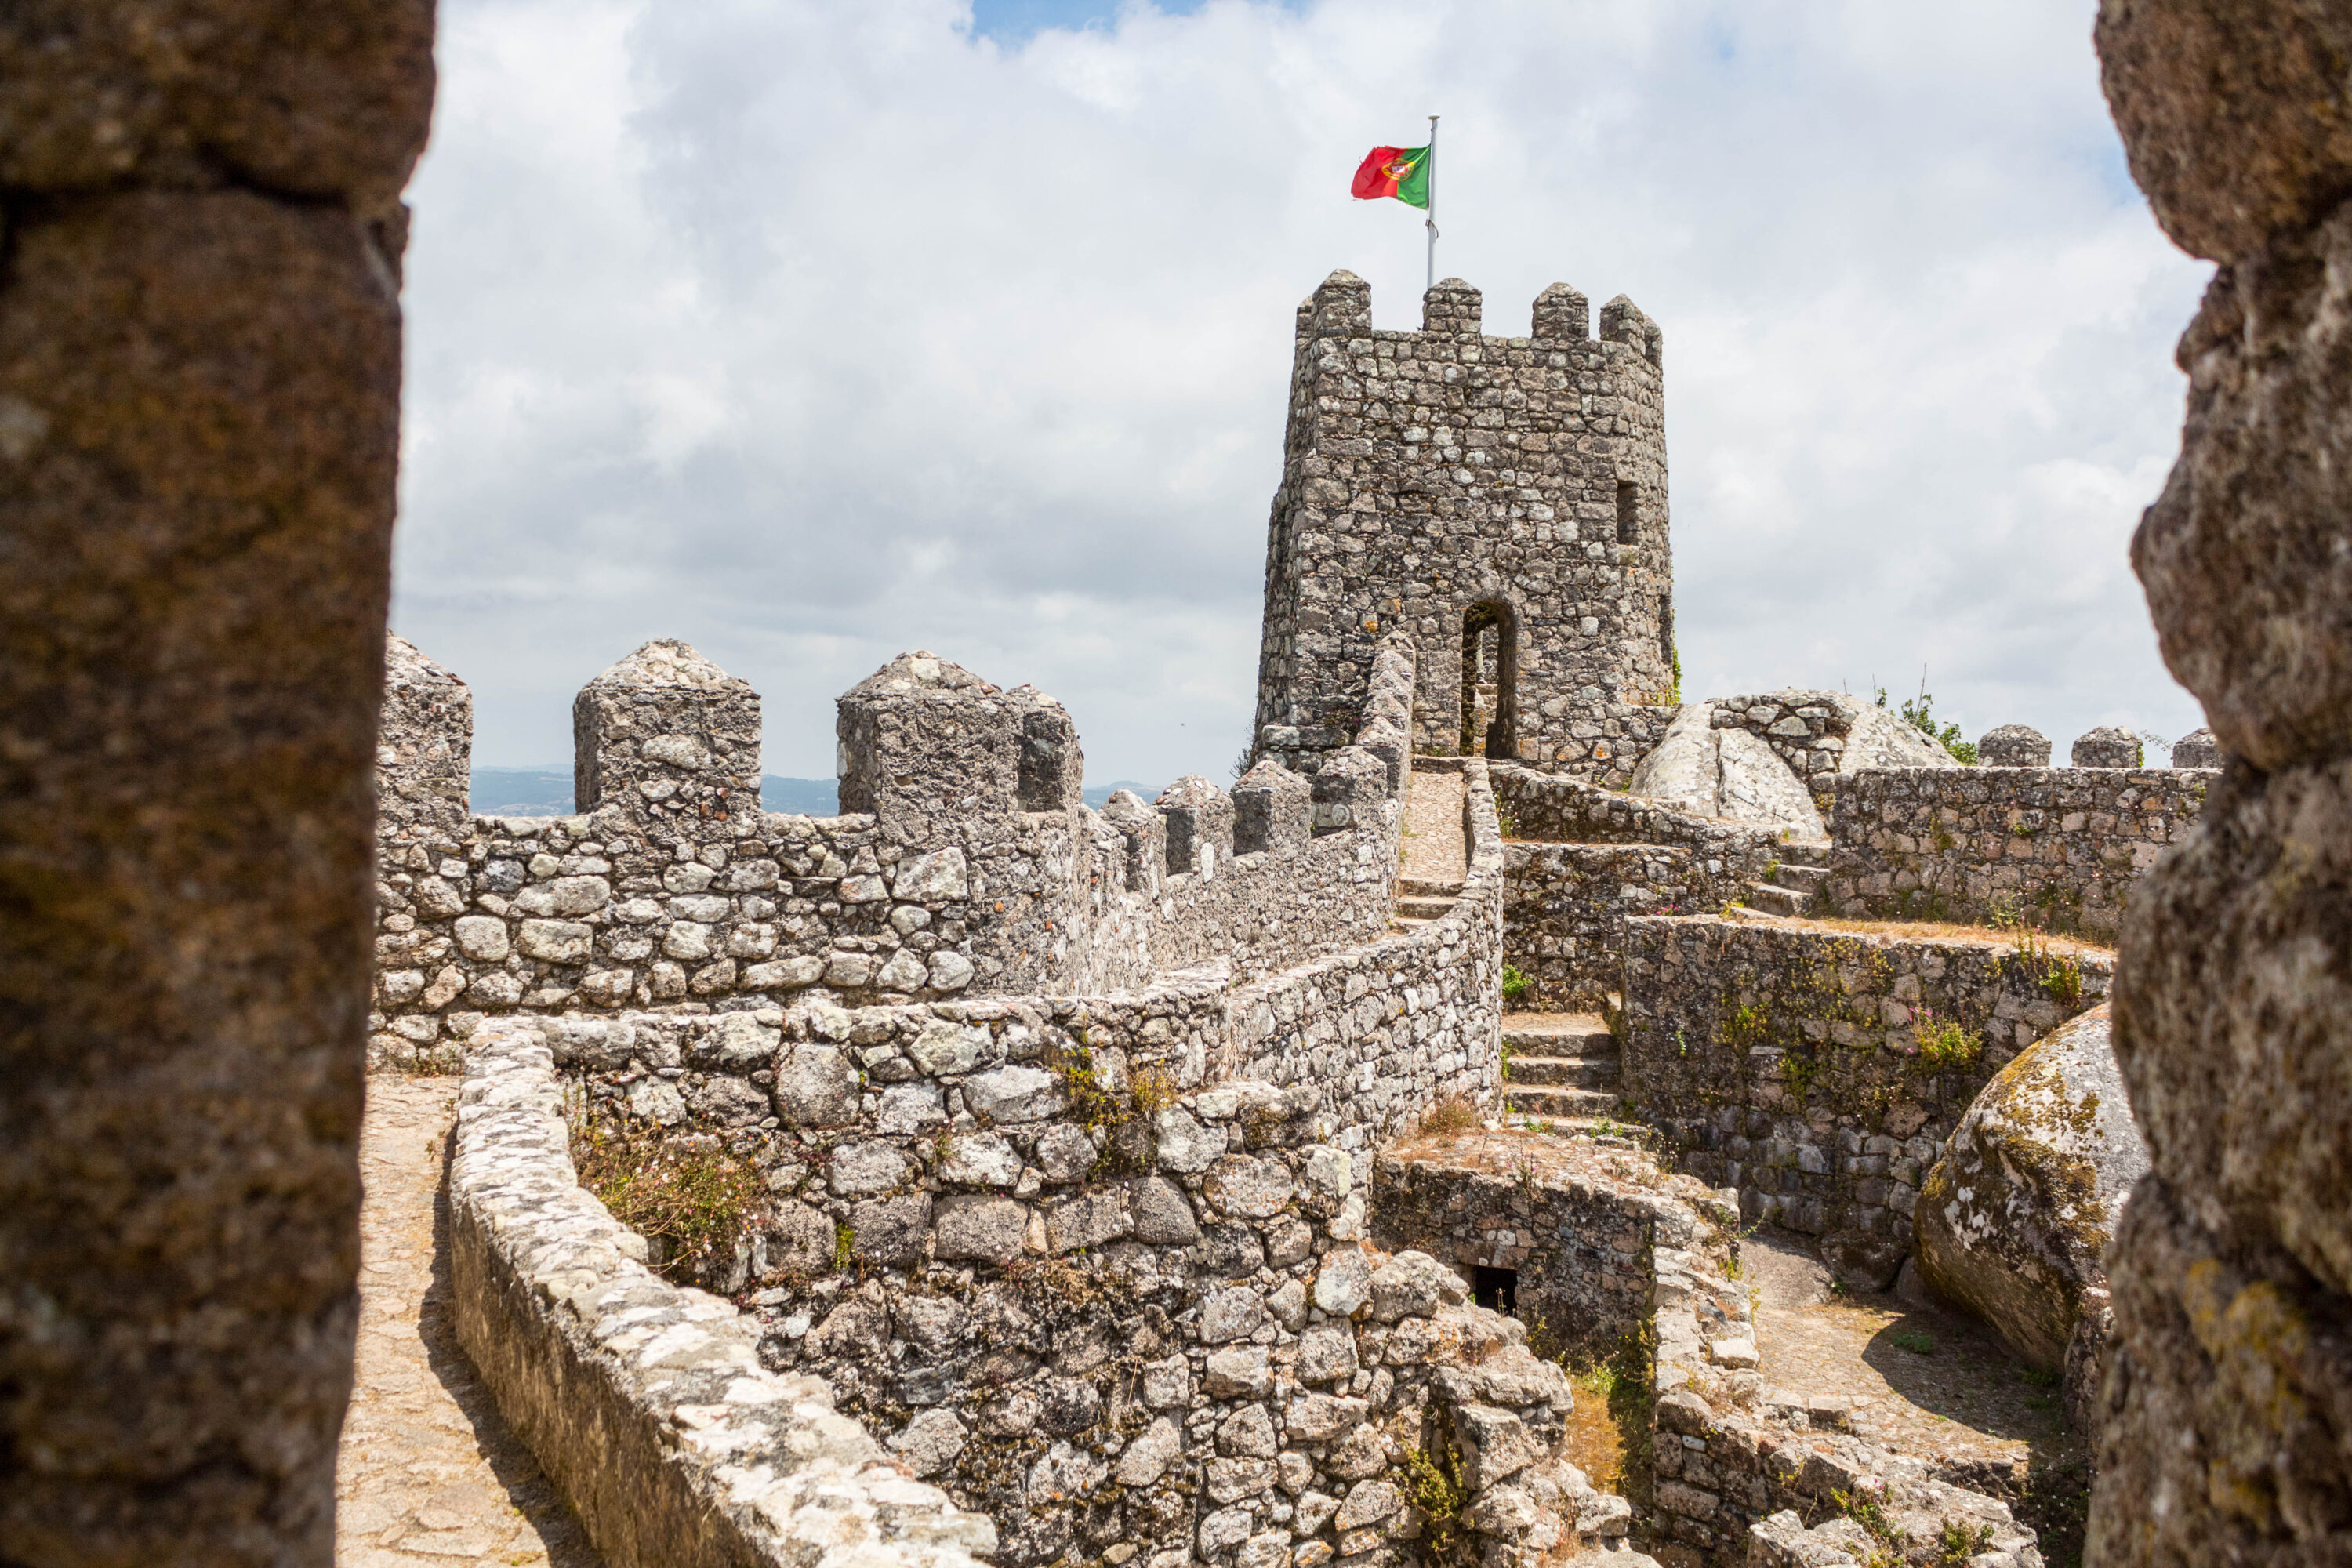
1822,765 -> 2214,938
1618,915 -> 2113,1291
370,640 -> 1424,1068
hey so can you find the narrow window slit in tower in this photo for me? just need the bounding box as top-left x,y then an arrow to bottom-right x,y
1616,480 -> 1638,546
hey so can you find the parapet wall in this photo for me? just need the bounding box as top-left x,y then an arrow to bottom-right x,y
371,639 -> 1416,1066
1619,914 -> 2113,1290
1822,766 -> 2214,938
448,1020 -> 1004,1568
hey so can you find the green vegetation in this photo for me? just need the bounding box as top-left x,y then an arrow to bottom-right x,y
1911,1007 -> 1981,1072
1398,1411 -> 1471,1566
1779,1052 -> 1819,1111
1893,1328 -> 1938,1355
1832,1490 -> 1907,1568
1939,1520 -> 1995,1565
1722,1000 -> 1770,1049
1501,964 -> 1534,1007
568,1106 -> 766,1288
1881,672 -> 1979,765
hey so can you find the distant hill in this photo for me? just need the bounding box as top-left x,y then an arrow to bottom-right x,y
467,770 -> 1158,819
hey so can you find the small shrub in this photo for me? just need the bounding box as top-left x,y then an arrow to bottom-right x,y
1722,1000 -> 1769,1049
1421,1094 -> 1480,1134
1911,1008 -> 1980,1072
1833,1490 -> 1907,1568
2042,953 -> 2085,1007
1497,808 -> 1521,840
1399,1414 -> 1470,1565
1129,1063 -> 1179,1116
1893,1328 -> 1937,1355
570,1109 -> 765,1288
1501,964 -> 1534,1007
1939,1520 -> 1995,1565
1779,1053 -> 1819,1110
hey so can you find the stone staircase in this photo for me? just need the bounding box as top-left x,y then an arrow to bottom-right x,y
1499,1013 -> 1628,1127
1393,875 -> 1461,931
1744,839 -> 1831,918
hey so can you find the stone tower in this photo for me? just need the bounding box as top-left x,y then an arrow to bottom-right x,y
1251,271 -> 1676,779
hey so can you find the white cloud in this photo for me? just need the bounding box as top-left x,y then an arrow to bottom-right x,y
391,0 -> 2211,784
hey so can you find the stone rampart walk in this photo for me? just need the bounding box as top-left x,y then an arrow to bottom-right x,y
336,1073 -> 600,1567
1400,765 -> 1468,886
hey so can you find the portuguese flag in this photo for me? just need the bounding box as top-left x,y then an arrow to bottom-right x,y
1352,144 -> 1430,209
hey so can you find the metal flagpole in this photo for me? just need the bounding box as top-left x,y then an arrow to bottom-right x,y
1425,114 -> 1439,292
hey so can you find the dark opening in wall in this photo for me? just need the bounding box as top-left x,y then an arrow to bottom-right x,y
1458,600 -> 1519,759
1472,1265 -> 1519,1316
1616,481 -> 1638,545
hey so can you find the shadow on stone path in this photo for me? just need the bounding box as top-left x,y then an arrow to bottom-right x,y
337,1073 -> 602,1567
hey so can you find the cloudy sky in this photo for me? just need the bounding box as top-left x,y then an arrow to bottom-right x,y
391,0 -> 2212,788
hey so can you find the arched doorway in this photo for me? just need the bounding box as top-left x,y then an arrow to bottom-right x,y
1459,599 -> 1519,758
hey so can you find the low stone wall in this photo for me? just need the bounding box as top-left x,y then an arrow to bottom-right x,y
1224,760 -> 1504,1129
1647,1238 -> 2044,1568
1822,766 -> 2213,939
1486,768 -> 1775,1010
1370,1131 -> 1732,1362
1490,766 -> 1783,866
1618,916 -> 2113,1288
1503,843 -> 1727,1011
376,792 -> 1402,1065
446,1019 -> 1000,1568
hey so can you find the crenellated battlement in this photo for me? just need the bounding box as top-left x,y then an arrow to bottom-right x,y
1256,268 -> 1677,784
368,634 -> 1420,1062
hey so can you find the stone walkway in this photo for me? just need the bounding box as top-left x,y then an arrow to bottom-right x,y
1400,766 -> 1468,884
1742,1232 -> 2074,1490
336,1073 -> 601,1567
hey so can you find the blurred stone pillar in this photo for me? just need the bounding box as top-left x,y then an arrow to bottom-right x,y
2091,3 -> 2352,1563
0,6 -> 436,1564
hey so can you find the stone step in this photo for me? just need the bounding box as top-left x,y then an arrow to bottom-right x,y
1399,876 -> 1464,898
1504,1054 -> 1619,1089
1777,839 -> 1833,869
1504,1083 -> 1622,1120
1747,882 -> 1810,917
1504,1029 -> 1617,1065
1501,1012 -> 1615,1055
1391,916 -> 1434,932
1395,895 -> 1455,919
1773,863 -> 1831,893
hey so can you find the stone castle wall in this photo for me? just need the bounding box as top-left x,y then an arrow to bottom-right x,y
371,639 -> 1417,1068
1489,767 -> 1782,1007
1251,271 -> 1676,784
1821,765 -> 2214,939
1618,915 -> 2113,1290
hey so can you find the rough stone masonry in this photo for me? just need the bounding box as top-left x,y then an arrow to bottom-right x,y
1251,271 -> 1676,782
2090,2 -> 2352,1564
0,5 -> 437,1566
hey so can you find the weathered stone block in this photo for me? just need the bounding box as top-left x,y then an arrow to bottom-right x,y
573,640 -> 762,828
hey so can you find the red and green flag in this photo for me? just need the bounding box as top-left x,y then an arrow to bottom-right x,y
1352,144 -> 1430,209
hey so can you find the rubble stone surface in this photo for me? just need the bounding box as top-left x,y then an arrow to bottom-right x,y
0,10 -> 429,1559
1976,725 -> 2051,768
2091,3 -> 2352,1561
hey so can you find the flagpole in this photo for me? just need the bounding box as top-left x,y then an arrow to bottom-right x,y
1425,114 -> 1439,292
